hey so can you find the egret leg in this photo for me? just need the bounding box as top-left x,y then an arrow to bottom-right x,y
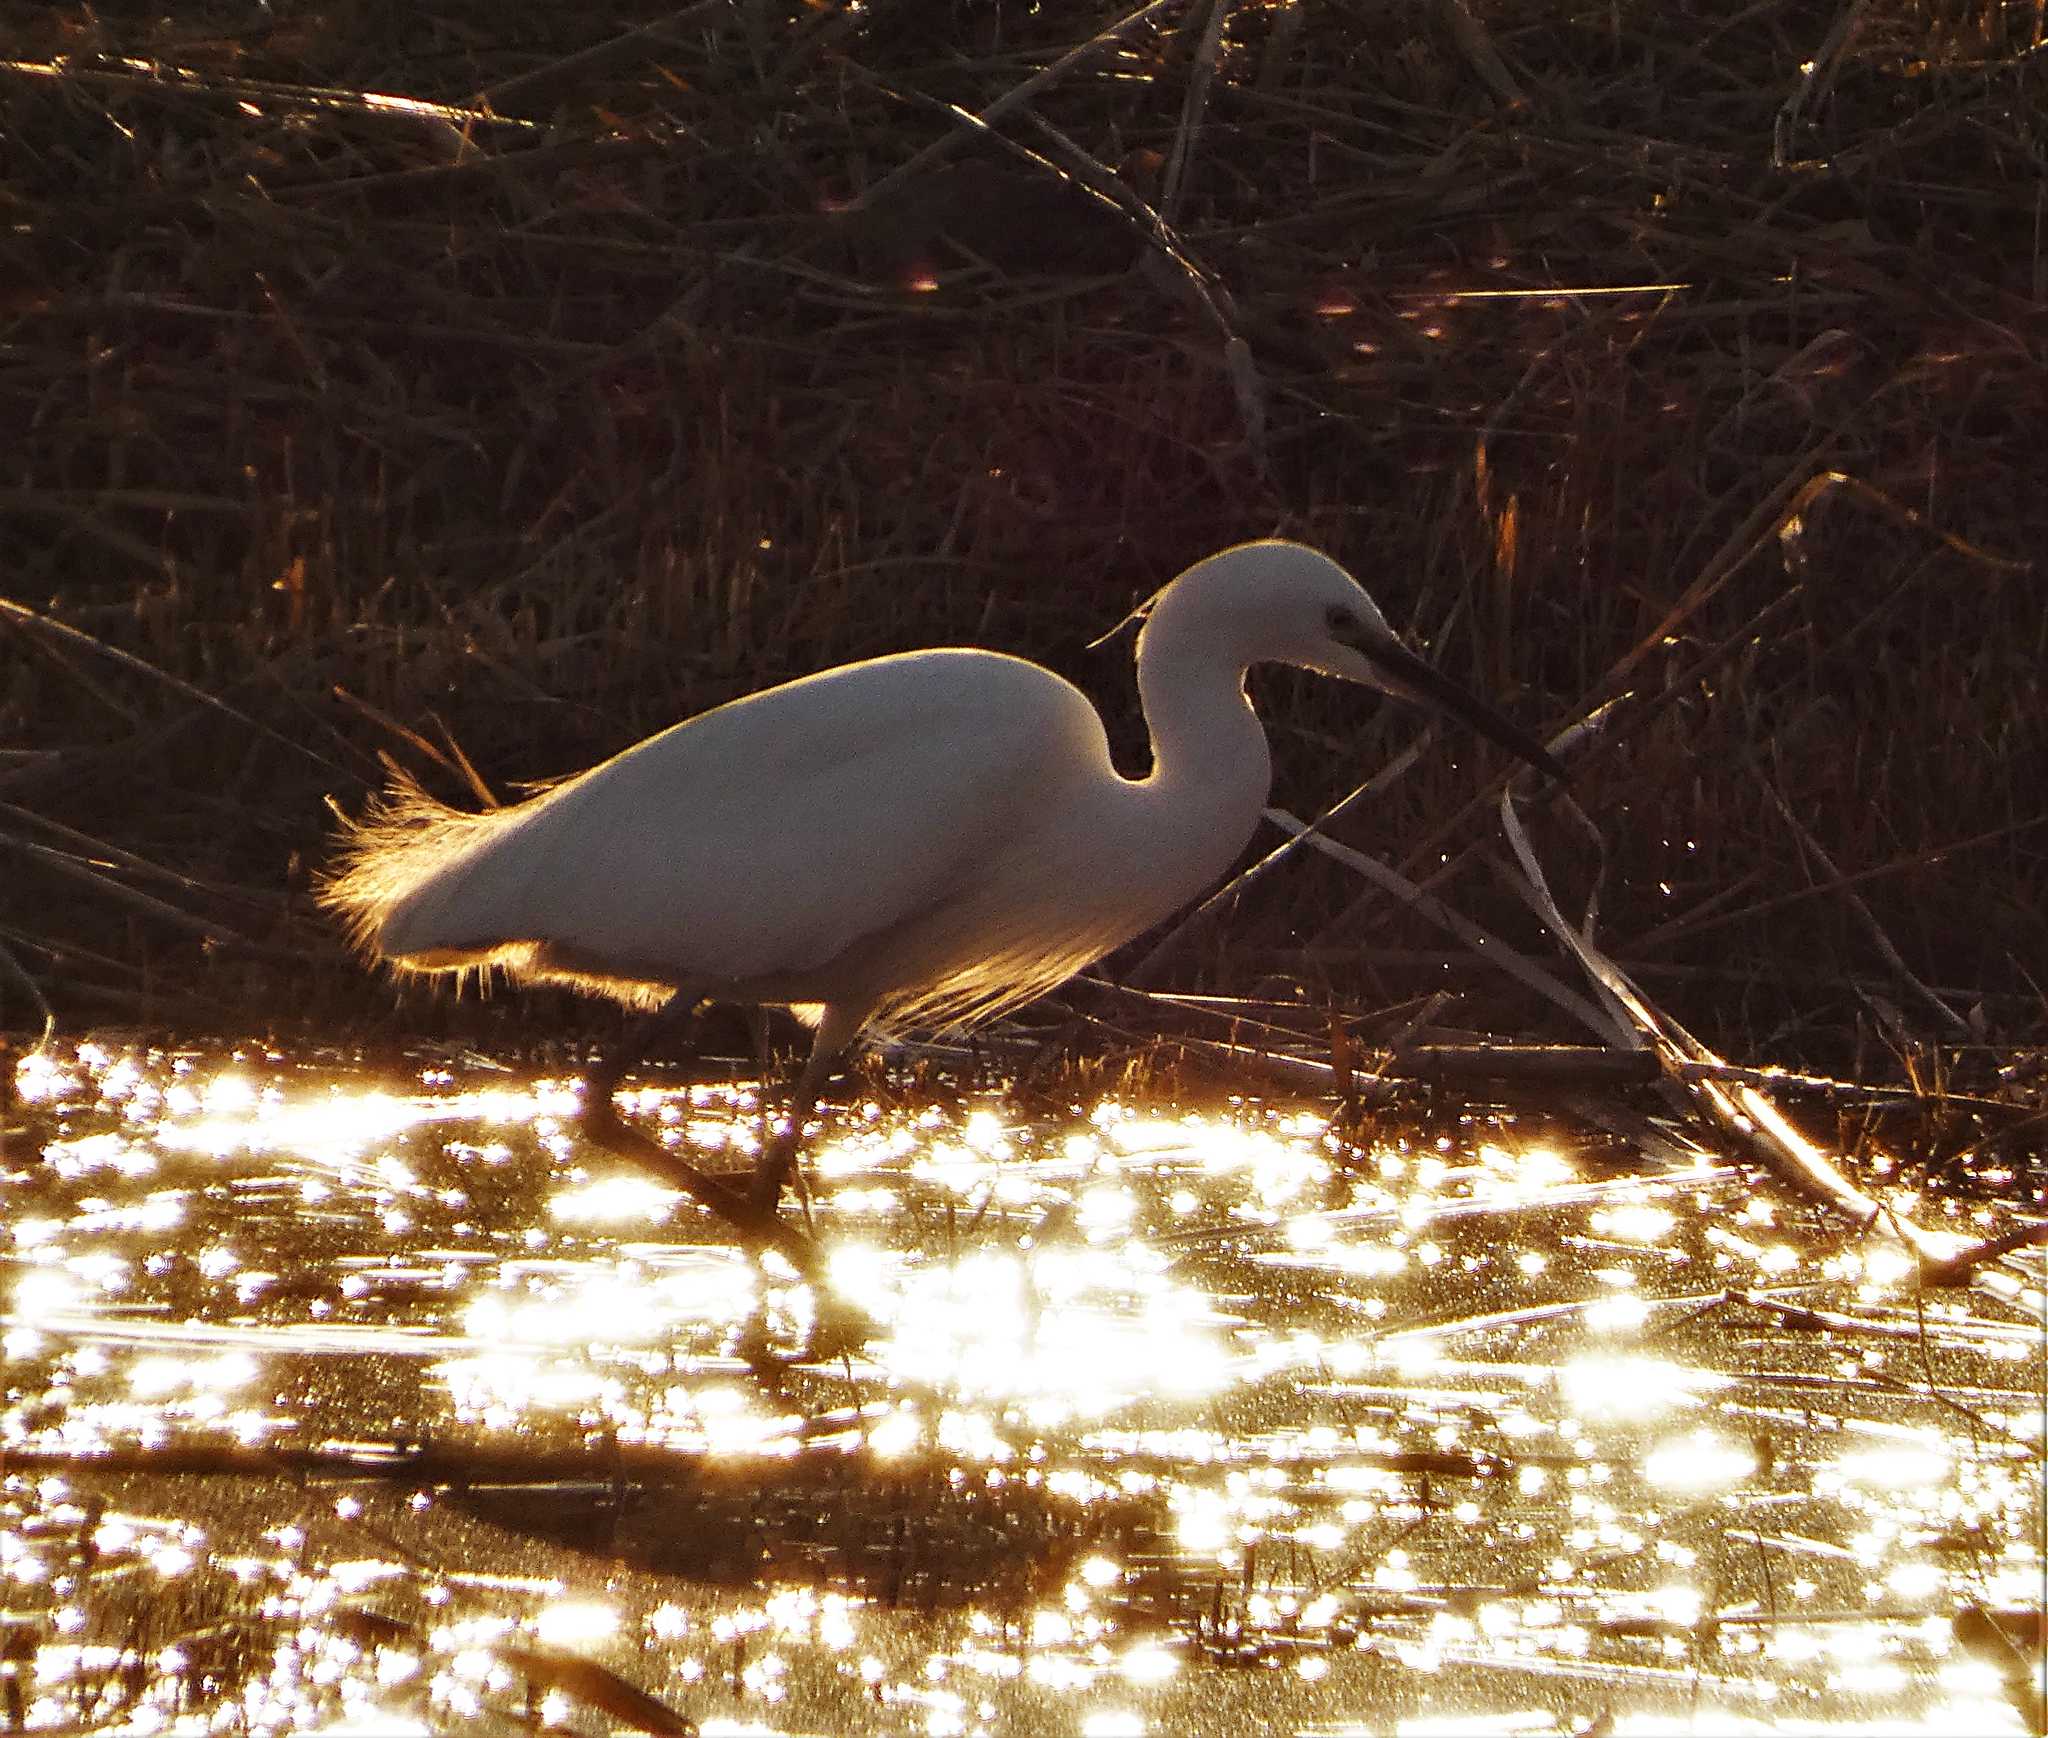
581,992 -> 771,1237
743,1007 -> 813,1225
748,1003 -> 868,1217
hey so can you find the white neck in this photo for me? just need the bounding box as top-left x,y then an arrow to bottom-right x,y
1121,605 -> 1275,913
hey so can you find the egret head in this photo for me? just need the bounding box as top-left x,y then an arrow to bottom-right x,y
1144,541 -> 1565,781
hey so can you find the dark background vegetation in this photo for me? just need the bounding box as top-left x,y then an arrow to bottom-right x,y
2,0 -> 2044,1069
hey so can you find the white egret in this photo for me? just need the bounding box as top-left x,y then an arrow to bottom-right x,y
324,540 -> 1559,1242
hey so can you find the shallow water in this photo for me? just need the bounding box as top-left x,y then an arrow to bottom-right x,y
3,1039 -> 2042,1735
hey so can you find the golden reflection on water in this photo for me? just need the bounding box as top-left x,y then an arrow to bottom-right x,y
3,1041 -> 2042,1735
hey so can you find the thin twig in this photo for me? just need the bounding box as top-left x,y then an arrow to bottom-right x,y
854,0 -> 1191,210
1773,0 -> 1870,168
475,0 -> 734,115
1130,737 -> 1427,986
0,832 -> 255,951
1271,809 -> 1619,1036
1761,777 -> 1972,1039
0,597 -> 342,774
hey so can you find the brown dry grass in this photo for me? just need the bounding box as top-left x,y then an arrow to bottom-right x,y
2,0 -> 2044,1072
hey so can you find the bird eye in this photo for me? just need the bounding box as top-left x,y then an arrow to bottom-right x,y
1324,604 -> 1358,637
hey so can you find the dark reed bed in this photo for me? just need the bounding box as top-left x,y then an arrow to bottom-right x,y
2,0 -> 2045,1088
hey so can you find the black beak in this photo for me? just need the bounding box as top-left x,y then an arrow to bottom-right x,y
1357,635 -> 1567,783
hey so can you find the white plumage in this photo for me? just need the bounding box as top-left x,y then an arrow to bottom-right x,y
325,540 -> 1558,1226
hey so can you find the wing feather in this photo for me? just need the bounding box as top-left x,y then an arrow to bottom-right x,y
323,650 -> 1116,1013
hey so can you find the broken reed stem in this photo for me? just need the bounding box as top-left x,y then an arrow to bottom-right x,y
1158,0 -> 1230,226
1495,790 -> 1967,1260
1437,0 -> 1528,108
0,53 -> 531,141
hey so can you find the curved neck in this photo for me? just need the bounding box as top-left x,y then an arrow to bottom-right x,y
1127,618 -> 1274,900
1137,649 -> 1267,794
